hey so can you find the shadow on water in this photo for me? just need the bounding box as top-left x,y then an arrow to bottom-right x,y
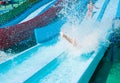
77,51 -> 95,61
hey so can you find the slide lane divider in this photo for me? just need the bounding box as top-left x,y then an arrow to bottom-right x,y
24,51 -> 67,83
96,0 -> 110,21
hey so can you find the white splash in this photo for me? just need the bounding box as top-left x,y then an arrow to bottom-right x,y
0,51 -> 7,56
58,0 -> 81,25
0,50 -> 13,63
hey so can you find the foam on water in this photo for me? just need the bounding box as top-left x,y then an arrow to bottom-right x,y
0,51 -> 14,63
0,51 -> 7,56
59,16 -> 111,59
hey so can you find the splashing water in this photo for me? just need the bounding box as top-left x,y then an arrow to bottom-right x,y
0,51 -> 7,56
60,20 -> 111,58
57,0 -> 111,58
0,50 -> 13,63
58,0 -> 82,25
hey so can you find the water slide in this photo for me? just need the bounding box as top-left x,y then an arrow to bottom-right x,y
0,0 -> 120,83
0,0 -> 57,28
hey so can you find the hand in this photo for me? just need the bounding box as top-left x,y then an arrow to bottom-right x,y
73,40 -> 77,47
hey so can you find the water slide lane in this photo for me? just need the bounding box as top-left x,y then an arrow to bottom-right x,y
96,0 -> 110,21
0,0 -> 56,28
24,0 -> 119,83
78,0 -> 119,82
0,36 -> 71,83
20,0 -> 57,24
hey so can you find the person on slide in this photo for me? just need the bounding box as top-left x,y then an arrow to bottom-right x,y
60,31 -> 96,55
87,0 -> 99,18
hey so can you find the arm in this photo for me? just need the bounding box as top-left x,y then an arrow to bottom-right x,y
60,32 -> 77,46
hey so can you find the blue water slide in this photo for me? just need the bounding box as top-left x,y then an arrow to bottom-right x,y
78,0 -> 119,82
0,0 -> 88,82
25,0 -> 117,82
0,0 -> 118,82
0,0 -> 57,28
